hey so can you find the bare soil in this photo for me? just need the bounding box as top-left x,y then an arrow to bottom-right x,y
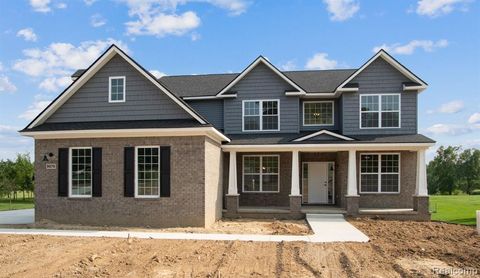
0,219 -> 478,277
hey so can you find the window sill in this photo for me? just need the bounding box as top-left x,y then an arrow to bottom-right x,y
242,191 -> 280,194
67,196 -> 93,200
359,192 -> 400,195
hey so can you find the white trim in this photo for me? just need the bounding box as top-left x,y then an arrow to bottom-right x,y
134,146 -> 161,198
216,56 -> 306,97
20,127 -> 230,143
359,153 -> 401,194
242,155 -> 280,193
403,84 -> 424,91
336,50 -> 427,93
359,94 -> 401,129
294,130 -> 354,142
242,99 -> 280,132
302,161 -> 335,205
222,143 -> 434,152
68,147 -> 93,198
108,76 -> 126,103
182,94 -> 237,100
285,91 -> 304,96
336,87 -> 359,92
302,101 -> 335,127
27,45 -> 207,129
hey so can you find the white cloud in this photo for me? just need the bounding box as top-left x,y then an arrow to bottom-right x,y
373,39 -> 448,55
19,100 -> 52,121
30,0 -> 51,12
426,123 -> 476,136
280,60 -> 297,71
39,76 -> 72,92
468,112 -> 480,124
149,70 -> 166,79
90,14 -> 107,27
416,0 -> 472,17
56,2 -> 67,9
16,28 -> 38,42
126,11 -> 201,37
206,0 -> 249,16
305,53 -> 338,70
84,0 -> 97,5
0,76 -> 17,93
438,100 -> 464,114
323,0 -> 360,21
0,62 -> 3,71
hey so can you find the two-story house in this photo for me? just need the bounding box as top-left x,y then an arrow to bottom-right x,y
20,45 -> 434,228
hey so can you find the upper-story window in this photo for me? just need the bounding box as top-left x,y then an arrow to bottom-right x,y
109,76 -> 126,103
243,100 -> 279,131
303,101 -> 334,126
360,94 -> 400,128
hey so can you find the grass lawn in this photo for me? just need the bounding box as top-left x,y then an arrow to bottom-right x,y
430,195 -> 480,226
0,191 -> 34,211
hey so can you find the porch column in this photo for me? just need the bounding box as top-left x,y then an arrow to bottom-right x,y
225,151 -> 239,216
413,149 -> 429,219
289,150 -> 302,214
345,149 -> 359,216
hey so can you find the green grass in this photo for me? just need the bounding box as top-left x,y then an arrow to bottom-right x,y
430,195 -> 480,226
0,198 -> 34,211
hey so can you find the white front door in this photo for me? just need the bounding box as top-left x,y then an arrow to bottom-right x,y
307,162 -> 329,203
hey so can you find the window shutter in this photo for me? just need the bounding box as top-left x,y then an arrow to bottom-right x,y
58,148 -> 69,197
124,147 -> 135,197
160,146 -> 171,197
92,147 -> 102,197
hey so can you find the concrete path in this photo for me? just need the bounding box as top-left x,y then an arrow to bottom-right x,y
0,209 -> 34,225
0,213 -> 369,243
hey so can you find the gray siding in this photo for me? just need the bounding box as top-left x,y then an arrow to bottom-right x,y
187,99 -> 224,129
299,99 -> 339,131
342,58 -> 418,135
46,54 -> 192,123
223,63 -> 299,134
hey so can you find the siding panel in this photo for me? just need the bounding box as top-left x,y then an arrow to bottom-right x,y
187,99 -> 224,129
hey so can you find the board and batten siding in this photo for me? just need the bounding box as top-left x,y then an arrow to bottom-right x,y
341,58 -> 418,135
46,54 -> 192,123
223,63 -> 299,134
187,99 -> 224,130
299,98 -> 340,131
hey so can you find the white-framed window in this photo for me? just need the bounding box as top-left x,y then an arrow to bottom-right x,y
360,153 -> 400,194
109,76 -> 126,103
69,147 -> 92,198
135,146 -> 160,198
303,101 -> 334,126
242,155 -> 279,193
242,100 -> 280,131
360,94 -> 400,128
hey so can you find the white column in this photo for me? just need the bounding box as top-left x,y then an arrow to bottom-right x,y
415,149 -> 428,196
347,149 -> 358,196
290,150 -> 300,196
227,151 -> 238,195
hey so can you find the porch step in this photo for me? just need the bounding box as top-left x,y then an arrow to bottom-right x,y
301,207 -> 346,214
359,208 -> 416,215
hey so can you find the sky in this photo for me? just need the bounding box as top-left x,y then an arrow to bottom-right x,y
0,0 -> 479,161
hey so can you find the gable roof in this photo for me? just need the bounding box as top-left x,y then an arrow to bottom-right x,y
336,49 -> 428,92
215,56 -> 307,97
25,45 -> 208,130
293,130 -> 355,142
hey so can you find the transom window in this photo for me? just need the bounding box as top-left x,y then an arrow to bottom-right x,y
360,153 -> 400,193
135,147 -> 160,198
243,155 -> 279,192
109,76 -> 125,102
303,101 -> 334,126
69,147 -> 92,197
243,100 -> 279,131
360,94 -> 400,128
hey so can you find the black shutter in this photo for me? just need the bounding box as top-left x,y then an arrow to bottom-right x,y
92,147 -> 102,197
124,147 -> 135,197
58,148 -> 69,197
160,146 -> 171,197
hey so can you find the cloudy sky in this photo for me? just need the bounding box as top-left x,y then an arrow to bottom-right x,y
0,0 -> 479,161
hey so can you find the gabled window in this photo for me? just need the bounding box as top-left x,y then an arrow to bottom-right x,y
69,147 -> 92,198
360,94 -> 400,128
360,153 -> 400,193
243,155 -> 279,192
243,100 -> 279,131
303,101 -> 334,126
135,146 -> 160,198
109,76 -> 125,102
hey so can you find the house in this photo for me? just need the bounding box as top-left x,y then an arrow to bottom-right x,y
20,45 -> 434,228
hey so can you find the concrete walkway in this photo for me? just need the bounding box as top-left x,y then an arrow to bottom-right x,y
0,209 -> 34,224
0,213 -> 369,243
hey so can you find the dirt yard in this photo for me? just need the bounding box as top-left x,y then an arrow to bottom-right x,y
0,219 -> 478,277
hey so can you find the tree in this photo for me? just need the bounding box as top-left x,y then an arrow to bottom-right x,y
427,146 -> 460,195
457,149 -> 480,194
14,154 -> 34,200
0,160 -> 18,209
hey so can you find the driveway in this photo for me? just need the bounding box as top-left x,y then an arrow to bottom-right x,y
0,209 -> 34,224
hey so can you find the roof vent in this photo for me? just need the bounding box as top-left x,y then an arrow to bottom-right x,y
71,69 -> 86,81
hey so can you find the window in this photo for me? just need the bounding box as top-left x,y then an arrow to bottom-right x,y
243,100 -> 279,131
243,155 -> 279,192
69,147 -> 92,197
109,76 -> 125,102
303,101 -> 334,126
360,94 -> 400,128
135,147 -> 160,198
360,153 -> 400,193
